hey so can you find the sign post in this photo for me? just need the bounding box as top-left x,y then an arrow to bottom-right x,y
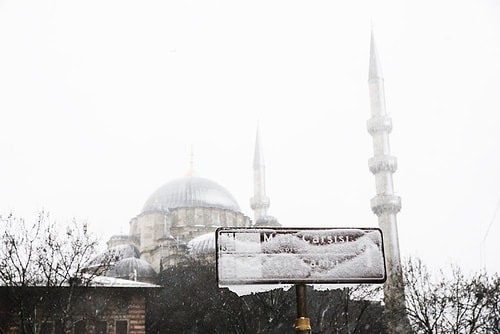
295,284 -> 311,334
216,227 -> 386,332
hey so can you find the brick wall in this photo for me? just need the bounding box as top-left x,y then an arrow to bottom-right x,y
128,294 -> 146,334
0,286 -> 155,334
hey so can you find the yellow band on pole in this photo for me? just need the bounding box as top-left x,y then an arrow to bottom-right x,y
295,317 -> 311,331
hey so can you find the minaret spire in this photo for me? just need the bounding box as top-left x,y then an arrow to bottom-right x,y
367,28 -> 413,333
186,145 -> 196,176
253,123 -> 265,170
250,123 -> 270,224
369,28 -> 384,82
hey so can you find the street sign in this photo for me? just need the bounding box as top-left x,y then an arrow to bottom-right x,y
216,227 -> 386,285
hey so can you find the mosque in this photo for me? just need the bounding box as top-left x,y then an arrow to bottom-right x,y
96,30 -> 411,333
98,125 -> 280,282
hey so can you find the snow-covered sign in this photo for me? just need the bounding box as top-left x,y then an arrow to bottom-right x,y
216,227 -> 386,285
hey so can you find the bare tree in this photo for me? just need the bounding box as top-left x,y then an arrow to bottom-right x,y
403,257 -> 499,334
0,212 -> 110,334
443,266 -> 490,333
484,275 -> 500,333
404,258 -> 448,333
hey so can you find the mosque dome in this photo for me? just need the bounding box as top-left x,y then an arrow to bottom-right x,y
109,244 -> 140,260
106,257 -> 157,282
86,244 -> 139,269
142,176 -> 241,213
187,232 -> 215,255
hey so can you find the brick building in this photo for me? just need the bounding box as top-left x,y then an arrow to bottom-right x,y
0,277 -> 158,334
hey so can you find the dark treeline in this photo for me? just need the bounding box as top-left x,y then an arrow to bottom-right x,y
147,258 -> 500,334
147,259 -> 385,334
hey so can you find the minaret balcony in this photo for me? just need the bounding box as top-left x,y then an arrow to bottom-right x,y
250,196 -> 270,210
367,116 -> 392,135
368,155 -> 398,174
370,194 -> 402,216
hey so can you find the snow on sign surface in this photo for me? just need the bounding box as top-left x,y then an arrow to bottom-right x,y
216,227 -> 386,285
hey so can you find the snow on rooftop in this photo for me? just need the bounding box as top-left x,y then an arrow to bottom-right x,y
89,275 -> 159,288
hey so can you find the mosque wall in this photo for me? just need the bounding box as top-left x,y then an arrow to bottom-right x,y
125,206 -> 250,273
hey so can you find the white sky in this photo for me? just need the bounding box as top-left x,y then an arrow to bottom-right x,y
1,0 -> 500,275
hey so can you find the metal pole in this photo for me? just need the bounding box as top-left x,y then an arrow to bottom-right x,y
295,284 -> 311,334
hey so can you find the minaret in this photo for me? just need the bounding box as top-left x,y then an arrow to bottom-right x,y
367,30 -> 412,333
250,124 -> 280,227
250,124 -> 270,223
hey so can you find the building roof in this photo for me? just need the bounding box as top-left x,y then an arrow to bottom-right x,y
0,274 -> 159,289
142,176 -> 241,213
90,275 -> 159,288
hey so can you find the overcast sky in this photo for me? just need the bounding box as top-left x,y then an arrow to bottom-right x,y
0,0 -> 499,274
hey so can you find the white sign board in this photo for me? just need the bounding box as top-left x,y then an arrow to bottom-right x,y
216,227 -> 386,285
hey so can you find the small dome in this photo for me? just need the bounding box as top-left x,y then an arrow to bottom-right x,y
87,244 -> 139,268
109,234 -> 129,242
106,257 -> 156,281
107,235 -> 136,251
142,176 -> 241,213
188,233 -> 215,255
